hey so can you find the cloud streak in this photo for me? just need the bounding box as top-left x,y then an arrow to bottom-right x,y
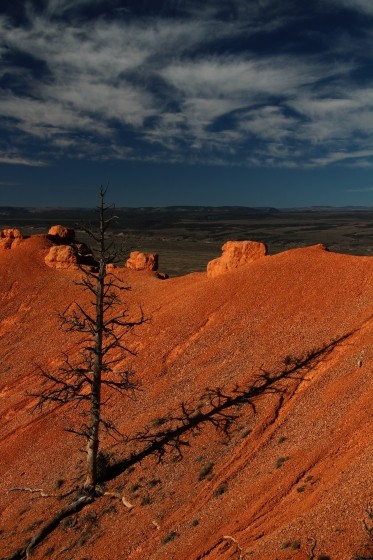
0,154 -> 48,166
346,186 -> 373,191
327,0 -> 373,14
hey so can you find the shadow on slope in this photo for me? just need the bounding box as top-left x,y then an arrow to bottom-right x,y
103,333 -> 350,483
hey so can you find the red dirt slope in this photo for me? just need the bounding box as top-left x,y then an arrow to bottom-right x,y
1,235 -> 373,560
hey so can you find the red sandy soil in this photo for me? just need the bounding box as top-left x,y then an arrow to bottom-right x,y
1,235 -> 373,559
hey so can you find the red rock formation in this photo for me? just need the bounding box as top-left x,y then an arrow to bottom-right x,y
44,244 -> 79,269
48,225 -> 75,244
126,251 -> 159,271
207,240 -> 267,277
0,228 -> 23,249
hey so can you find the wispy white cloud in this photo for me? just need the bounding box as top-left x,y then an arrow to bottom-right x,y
238,106 -> 297,142
0,94 -> 112,138
0,0 -> 373,168
346,186 -> 373,191
161,55 -> 327,99
0,154 -> 48,166
44,0 -> 105,17
310,149 -> 373,166
0,10 -> 228,155
327,0 -> 373,14
158,54 -> 360,165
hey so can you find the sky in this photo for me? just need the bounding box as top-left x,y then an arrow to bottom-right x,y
2,0 -> 373,207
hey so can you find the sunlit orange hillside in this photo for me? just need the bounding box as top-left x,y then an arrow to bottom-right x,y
1,228 -> 373,560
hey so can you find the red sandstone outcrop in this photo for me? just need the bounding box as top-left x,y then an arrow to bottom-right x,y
45,227 -> 97,268
0,228 -> 23,249
126,251 -> 159,271
44,244 -> 79,269
207,240 -> 267,277
48,225 -> 75,244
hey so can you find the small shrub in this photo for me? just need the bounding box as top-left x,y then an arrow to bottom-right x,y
284,355 -> 295,367
281,539 -> 301,550
241,428 -> 252,438
81,511 -> 98,525
62,517 -> 77,529
198,462 -> 214,481
214,483 -> 227,497
191,519 -> 199,527
162,530 -> 179,544
276,456 -> 289,469
297,486 -> 306,493
55,478 -> 65,489
129,483 -> 140,493
102,504 -> 117,515
152,416 -> 168,427
278,435 -> 287,444
148,478 -> 161,488
141,496 -> 152,506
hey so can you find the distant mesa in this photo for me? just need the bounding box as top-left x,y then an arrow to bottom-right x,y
0,228 -> 23,250
207,240 -> 268,277
126,251 -> 159,272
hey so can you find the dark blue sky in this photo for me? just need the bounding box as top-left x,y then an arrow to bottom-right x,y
1,0 -> 373,207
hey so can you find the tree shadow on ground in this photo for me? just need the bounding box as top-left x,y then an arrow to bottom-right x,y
103,333 -> 350,483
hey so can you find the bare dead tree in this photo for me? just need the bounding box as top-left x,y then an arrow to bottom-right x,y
34,186 -> 144,493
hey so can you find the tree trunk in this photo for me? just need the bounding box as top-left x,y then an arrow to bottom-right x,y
85,198 -> 106,490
